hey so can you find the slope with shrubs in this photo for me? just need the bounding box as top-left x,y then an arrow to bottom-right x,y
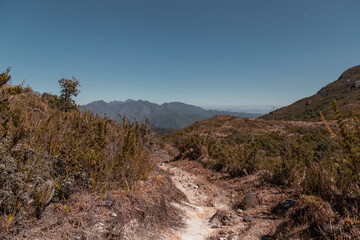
163,112 -> 360,238
0,69 -> 183,239
260,65 -> 360,121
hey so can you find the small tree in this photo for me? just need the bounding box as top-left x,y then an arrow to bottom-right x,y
0,67 -> 12,87
58,77 -> 80,111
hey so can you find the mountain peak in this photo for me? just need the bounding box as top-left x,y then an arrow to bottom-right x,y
338,65 -> 360,80
92,100 -> 107,104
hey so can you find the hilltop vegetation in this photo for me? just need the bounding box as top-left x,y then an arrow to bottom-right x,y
163,112 -> 360,238
0,69 -> 184,239
261,65 -> 360,121
163,115 -> 333,180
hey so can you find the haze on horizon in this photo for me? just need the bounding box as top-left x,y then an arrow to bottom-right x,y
1,0 -> 360,112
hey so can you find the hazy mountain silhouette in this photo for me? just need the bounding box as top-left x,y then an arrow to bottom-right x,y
82,100 -> 262,129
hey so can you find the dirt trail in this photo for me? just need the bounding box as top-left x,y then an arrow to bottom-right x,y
166,166 -> 217,239
161,164 -> 236,239
155,149 -> 282,240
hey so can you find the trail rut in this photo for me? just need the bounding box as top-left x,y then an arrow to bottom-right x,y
161,164 -> 233,239
159,159 -> 247,240
155,149 -> 283,240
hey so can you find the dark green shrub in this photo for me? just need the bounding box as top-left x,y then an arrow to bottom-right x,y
6,85 -> 23,95
0,67 -> 11,87
177,134 -> 202,160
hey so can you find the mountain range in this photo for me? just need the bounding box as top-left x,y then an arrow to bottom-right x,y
82,100 -> 262,129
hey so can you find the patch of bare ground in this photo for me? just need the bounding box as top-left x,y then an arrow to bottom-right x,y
155,148 -> 293,240
4,166 -> 186,240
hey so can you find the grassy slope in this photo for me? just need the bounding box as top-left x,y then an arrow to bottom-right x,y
260,65 -> 360,121
163,115 -> 325,142
162,114 -> 360,238
163,115 -> 330,176
0,81 -> 184,238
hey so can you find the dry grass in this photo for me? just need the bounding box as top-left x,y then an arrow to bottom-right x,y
163,105 -> 360,238
0,72 -> 156,236
4,167 -> 186,239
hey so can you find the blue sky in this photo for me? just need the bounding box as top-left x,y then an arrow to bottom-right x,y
1,0 -> 360,111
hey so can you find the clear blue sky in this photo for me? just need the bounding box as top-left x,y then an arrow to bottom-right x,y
1,0 -> 360,110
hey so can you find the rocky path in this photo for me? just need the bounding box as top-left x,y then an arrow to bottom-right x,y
165,166 -> 218,239
161,164 -> 238,239
155,149 -> 282,240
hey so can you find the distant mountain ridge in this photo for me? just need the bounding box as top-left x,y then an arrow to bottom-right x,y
260,65 -> 360,121
82,100 -> 262,129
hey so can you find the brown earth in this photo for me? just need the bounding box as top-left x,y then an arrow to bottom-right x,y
3,163 -> 186,240
153,148 -> 296,240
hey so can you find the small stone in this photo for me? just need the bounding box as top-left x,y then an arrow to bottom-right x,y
211,224 -> 219,228
354,80 -> 360,88
243,215 -> 254,222
261,235 -> 275,240
281,199 -> 296,210
237,193 -> 260,210
271,199 -> 296,216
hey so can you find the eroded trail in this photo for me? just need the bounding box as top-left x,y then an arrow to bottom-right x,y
161,164 -> 238,240
155,149 -> 283,240
165,166 -> 218,239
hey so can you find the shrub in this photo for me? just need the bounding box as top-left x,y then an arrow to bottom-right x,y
0,67 -> 11,87
177,134 -> 202,160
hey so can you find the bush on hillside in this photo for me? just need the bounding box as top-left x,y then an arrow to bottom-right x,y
0,68 -> 155,233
